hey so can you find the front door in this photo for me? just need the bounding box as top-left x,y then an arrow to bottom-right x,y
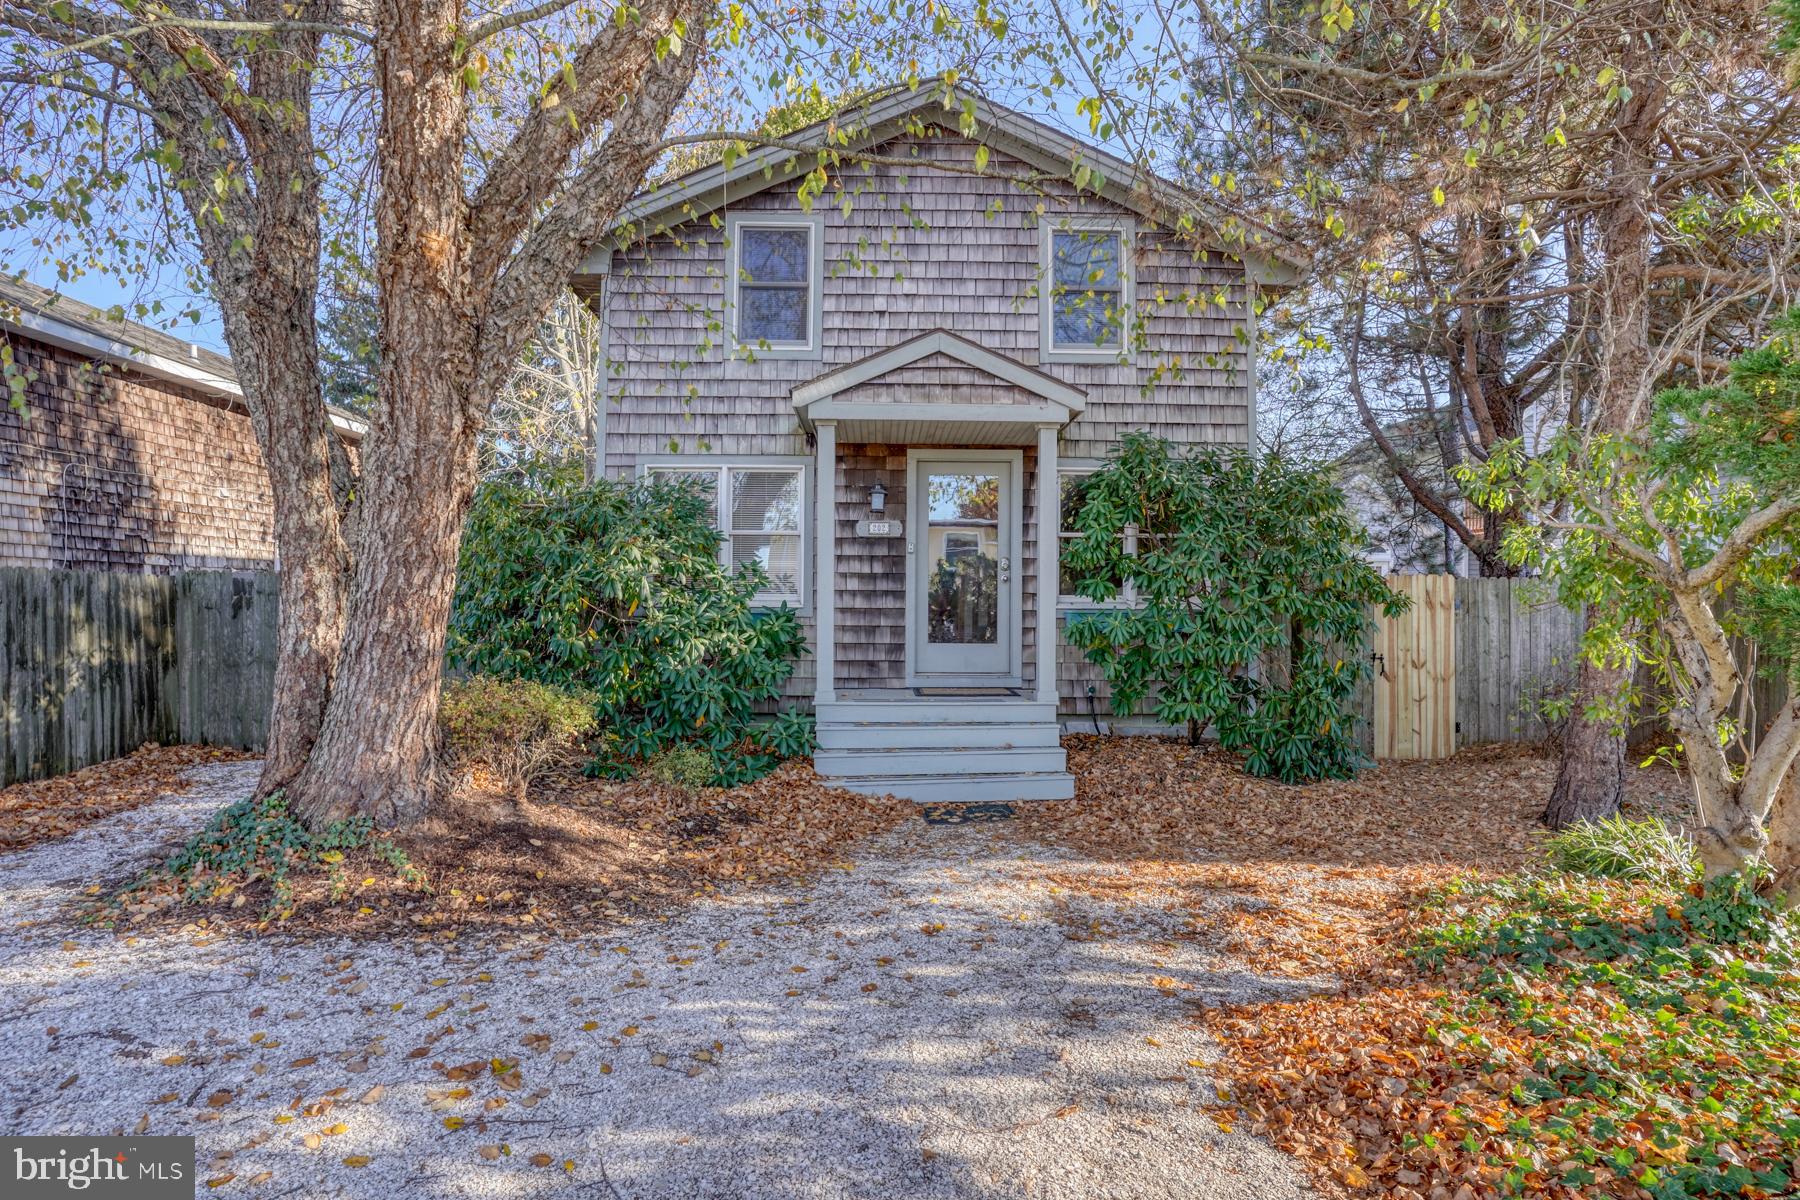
908,453 -> 1021,683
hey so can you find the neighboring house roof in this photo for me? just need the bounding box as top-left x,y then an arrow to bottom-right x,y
576,83 -> 1307,288
0,276 -> 368,441
1330,412 -> 1458,475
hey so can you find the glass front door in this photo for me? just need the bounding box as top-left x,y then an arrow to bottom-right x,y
911,456 -> 1017,680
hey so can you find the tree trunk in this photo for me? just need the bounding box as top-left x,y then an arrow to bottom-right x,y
241,307 -> 350,798
286,0 -> 477,827
1767,764 -> 1800,907
1544,654 -> 1631,828
184,7 -> 350,798
286,427 -> 477,826
1547,30 -> 1665,826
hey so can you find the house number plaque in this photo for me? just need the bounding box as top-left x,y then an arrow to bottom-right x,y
855,518 -> 904,538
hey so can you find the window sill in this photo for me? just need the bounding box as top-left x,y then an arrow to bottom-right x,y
1040,346 -> 1128,366
729,341 -> 820,362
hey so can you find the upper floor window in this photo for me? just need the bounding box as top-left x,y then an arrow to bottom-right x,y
644,461 -> 806,606
1042,220 -> 1133,361
728,214 -> 822,358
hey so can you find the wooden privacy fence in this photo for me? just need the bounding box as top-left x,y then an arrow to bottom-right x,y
0,568 -> 277,785
1359,574 -> 1792,760
1361,574 -> 1587,760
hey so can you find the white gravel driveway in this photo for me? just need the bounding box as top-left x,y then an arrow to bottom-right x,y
0,761 -> 1316,1199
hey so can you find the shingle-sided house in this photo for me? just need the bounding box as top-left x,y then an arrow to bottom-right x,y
573,87 -> 1303,801
0,278 -> 366,572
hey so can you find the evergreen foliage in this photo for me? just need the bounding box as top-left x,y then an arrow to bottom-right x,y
449,467 -> 807,785
1062,433 -> 1405,782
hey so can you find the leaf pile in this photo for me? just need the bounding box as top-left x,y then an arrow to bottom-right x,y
0,743 -> 251,853
1025,736 -> 1688,870
101,761 -> 911,939
1201,873 -> 1800,1199
541,760 -> 916,887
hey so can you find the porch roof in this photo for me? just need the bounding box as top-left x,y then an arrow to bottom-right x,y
790,329 -> 1084,446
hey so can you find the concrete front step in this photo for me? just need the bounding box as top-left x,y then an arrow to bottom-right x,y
814,744 -> 1067,777
815,720 -> 1063,751
826,770 -> 1076,803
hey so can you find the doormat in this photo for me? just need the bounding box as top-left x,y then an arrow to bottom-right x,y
920,802 -> 1015,824
912,687 -> 1022,697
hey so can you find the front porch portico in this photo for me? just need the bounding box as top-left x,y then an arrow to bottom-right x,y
792,330 -> 1080,802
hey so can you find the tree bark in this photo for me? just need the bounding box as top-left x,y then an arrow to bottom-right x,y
1767,763 -> 1800,907
238,292 -> 350,800
282,0 -> 705,828
238,6 -> 351,797
287,0 -> 475,827
126,4 -> 350,799
1543,657 -> 1631,828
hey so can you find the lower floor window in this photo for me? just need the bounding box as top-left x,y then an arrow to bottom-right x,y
645,463 -> 804,605
1059,468 -> 1137,605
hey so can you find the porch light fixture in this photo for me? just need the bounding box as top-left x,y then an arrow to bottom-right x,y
868,482 -> 887,515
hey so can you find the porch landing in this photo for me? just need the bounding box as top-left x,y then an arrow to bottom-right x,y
814,692 -> 1075,804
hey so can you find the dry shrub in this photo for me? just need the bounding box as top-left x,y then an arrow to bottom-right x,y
439,675 -> 597,796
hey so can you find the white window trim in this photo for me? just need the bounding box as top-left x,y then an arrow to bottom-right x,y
1040,216 -> 1135,364
725,212 -> 825,360
1056,464 -> 1139,610
639,456 -> 810,610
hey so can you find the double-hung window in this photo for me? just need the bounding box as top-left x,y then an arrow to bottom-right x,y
1058,468 -> 1137,606
645,463 -> 806,607
728,214 -> 822,357
1042,220 -> 1132,360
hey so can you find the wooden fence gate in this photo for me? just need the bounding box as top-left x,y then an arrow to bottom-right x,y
1372,574 -> 1457,759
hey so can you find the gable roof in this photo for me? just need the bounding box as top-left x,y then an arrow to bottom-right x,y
0,276 -> 368,441
793,328 -> 1084,411
791,329 -> 1084,444
578,84 -> 1306,287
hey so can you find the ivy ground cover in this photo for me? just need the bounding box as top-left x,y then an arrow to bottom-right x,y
1204,849 -> 1799,1200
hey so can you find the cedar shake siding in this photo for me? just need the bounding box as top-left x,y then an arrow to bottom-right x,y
596,124 -> 1262,718
599,131 -> 1251,474
0,335 -> 276,572
832,443 -> 1042,695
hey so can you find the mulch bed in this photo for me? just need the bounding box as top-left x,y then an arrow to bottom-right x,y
104,761 -> 915,940
0,744 -> 253,853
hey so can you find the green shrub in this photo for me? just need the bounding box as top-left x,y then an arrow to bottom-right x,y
141,791 -> 422,920
1542,813 -> 1699,884
440,674 -> 598,794
448,465 -> 806,783
643,743 -> 716,789
1062,433 -> 1406,782
756,708 -> 817,759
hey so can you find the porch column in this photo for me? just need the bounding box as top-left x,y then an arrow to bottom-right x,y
813,421 -> 837,707
1036,424 -> 1060,706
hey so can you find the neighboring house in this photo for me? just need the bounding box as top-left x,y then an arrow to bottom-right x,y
1331,415 -> 1478,577
0,278 -> 366,572
574,87 -> 1303,801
